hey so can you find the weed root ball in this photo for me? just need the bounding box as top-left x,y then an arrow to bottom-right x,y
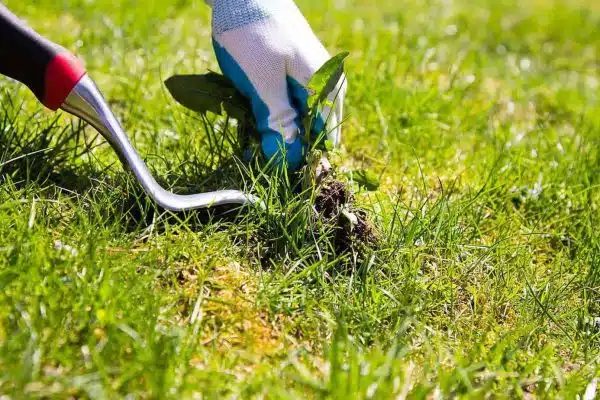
315,179 -> 379,257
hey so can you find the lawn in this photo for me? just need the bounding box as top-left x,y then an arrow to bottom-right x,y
1,0 -> 599,397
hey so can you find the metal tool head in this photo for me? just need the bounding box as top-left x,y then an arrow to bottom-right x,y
61,75 -> 263,212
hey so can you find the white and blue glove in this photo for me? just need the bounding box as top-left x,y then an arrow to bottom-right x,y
205,0 -> 347,171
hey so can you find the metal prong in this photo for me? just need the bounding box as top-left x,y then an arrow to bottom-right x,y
61,75 -> 262,212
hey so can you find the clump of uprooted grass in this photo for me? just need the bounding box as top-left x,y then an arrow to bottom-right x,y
230,152 -> 381,275
164,52 -> 382,270
315,177 -> 379,255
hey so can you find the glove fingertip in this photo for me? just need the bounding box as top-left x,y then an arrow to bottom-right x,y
261,133 -> 305,172
285,137 -> 306,172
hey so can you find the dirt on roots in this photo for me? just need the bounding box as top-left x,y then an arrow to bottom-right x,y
315,179 -> 379,256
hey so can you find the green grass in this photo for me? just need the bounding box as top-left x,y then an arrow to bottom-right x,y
1,0 -> 600,397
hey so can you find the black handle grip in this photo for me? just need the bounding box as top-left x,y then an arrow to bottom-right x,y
0,4 -> 86,110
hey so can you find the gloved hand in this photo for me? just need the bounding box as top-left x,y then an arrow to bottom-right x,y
205,0 -> 347,171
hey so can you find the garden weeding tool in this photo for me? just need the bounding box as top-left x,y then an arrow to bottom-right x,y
0,5 -> 260,211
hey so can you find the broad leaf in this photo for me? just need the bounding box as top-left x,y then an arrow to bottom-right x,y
324,139 -> 335,152
165,73 -> 252,121
347,169 -> 380,191
307,52 -> 349,110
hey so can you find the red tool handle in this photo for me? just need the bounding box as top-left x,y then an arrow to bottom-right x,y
0,4 -> 86,110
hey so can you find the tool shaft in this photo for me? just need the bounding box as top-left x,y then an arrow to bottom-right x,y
62,75 -> 260,211
0,5 -> 262,211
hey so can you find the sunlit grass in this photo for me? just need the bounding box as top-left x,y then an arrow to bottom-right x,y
0,0 -> 599,397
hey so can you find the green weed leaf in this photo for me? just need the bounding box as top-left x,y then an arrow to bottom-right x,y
325,140 -> 335,152
165,73 -> 252,121
347,169 -> 380,191
307,52 -> 349,110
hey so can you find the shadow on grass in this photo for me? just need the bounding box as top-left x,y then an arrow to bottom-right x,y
0,94 -> 373,273
0,96 -> 252,232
